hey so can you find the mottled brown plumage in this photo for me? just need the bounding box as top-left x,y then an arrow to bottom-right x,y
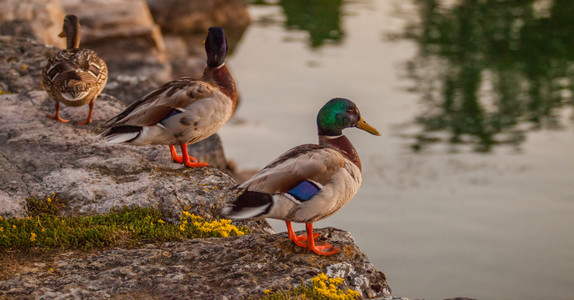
42,15 -> 108,125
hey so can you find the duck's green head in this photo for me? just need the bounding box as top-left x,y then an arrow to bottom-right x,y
205,27 -> 227,68
317,98 -> 381,136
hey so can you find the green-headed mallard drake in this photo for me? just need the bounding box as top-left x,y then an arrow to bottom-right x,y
100,27 -> 237,168
222,98 -> 380,255
42,15 -> 108,125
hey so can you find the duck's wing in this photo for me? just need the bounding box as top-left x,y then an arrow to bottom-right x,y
104,78 -> 220,127
238,144 -> 346,194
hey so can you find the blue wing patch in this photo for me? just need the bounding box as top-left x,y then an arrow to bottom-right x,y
287,180 -> 321,202
160,109 -> 183,125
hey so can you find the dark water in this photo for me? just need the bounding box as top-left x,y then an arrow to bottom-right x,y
220,1 -> 574,299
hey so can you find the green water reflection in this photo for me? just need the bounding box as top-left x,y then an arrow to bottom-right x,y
404,0 -> 574,152
251,0 -> 344,47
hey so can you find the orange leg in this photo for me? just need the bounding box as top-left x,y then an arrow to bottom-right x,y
76,99 -> 94,125
285,221 -> 320,248
305,223 -> 339,256
180,143 -> 208,168
170,145 -> 183,163
46,102 -> 69,123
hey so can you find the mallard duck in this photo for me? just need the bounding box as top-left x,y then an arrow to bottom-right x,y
222,98 -> 380,255
100,27 -> 237,168
42,15 -> 108,125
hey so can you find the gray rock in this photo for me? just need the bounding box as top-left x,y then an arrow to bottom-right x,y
0,6 -> 392,299
0,36 -> 58,94
0,228 -> 391,299
146,0 -> 251,35
62,0 -> 172,103
0,19 -> 37,40
146,0 -> 250,79
0,91 -> 264,232
0,0 -> 66,48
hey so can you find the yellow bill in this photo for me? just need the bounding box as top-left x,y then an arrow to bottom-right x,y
356,117 -> 381,136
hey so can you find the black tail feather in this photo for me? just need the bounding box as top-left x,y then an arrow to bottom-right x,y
223,191 -> 273,219
101,125 -> 142,143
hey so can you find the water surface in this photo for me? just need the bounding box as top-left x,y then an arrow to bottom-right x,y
220,1 -> 574,299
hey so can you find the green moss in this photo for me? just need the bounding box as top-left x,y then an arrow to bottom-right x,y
1,197 -> 248,252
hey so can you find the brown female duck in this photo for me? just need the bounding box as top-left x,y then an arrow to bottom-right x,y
42,15 -> 108,125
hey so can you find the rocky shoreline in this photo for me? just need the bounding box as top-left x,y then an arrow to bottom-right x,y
0,0 -> 392,298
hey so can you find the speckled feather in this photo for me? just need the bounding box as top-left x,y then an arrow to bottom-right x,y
42,48 -> 107,107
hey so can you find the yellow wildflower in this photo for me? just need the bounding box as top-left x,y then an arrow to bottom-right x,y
310,273 -> 360,300
193,218 -> 244,237
182,210 -> 192,218
0,227 -> 3,232
179,224 -> 186,231
49,268 -> 54,273
263,289 -> 271,295
12,225 -> 17,229
47,197 -> 52,204
30,232 -> 37,242
157,219 -> 165,224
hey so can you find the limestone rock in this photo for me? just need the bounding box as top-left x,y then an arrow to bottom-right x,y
146,0 -> 250,79
0,36 -> 58,94
146,0 -> 251,35
0,91 -> 264,232
0,228 -> 391,299
0,0 -> 66,48
162,34 -> 207,80
62,0 -> 172,99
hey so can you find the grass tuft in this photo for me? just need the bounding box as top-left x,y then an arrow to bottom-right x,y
1,196 -> 248,252
26,194 -> 67,217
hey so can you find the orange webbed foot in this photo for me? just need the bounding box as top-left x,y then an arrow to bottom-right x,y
76,118 -> 92,126
290,232 -> 321,247
183,160 -> 209,168
305,223 -> 339,256
179,143 -> 208,168
47,113 -> 69,123
308,242 -> 340,256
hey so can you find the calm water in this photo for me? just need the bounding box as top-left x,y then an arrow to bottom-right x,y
219,1 -> 574,299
